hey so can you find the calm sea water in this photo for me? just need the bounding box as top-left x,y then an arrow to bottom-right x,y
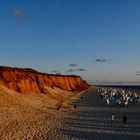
97,85 -> 140,91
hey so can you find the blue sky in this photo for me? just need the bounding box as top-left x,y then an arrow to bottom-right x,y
0,0 -> 140,85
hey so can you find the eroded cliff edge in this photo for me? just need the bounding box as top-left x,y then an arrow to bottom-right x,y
0,66 -> 90,93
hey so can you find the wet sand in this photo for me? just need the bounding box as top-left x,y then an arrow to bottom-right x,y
53,88 -> 140,140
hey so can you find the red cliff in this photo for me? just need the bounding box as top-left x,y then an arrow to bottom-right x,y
0,66 -> 90,93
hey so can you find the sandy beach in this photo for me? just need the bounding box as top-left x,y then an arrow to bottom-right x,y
0,86 -> 140,140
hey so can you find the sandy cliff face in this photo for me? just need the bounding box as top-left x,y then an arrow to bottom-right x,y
0,66 -> 90,93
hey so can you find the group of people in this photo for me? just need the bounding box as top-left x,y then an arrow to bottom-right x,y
111,113 -> 127,127
98,88 -> 140,107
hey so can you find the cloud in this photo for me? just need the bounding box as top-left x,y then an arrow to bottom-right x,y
51,70 -> 59,73
127,81 -> 140,84
66,69 -> 75,72
69,64 -> 77,67
136,71 -> 140,76
76,68 -> 86,72
12,9 -> 24,21
66,68 -> 86,72
94,80 -> 125,85
12,8 -> 32,22
95,58 -> 111,63
116,81 -> 124,84
109,72 -> 113,75
95,58 -> 107,62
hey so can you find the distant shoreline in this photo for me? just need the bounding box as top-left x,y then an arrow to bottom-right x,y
95,85 -> 140,90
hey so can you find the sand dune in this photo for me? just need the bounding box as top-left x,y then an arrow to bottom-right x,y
0,85 -> 74,140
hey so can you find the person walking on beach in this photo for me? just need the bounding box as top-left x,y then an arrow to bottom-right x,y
122,113 -> 127,127
111,113 -> 115,124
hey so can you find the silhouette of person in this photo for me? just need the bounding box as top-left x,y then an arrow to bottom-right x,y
74,104 -> 77,109
56,105 -> 61,110
80,96 -> 83,100
111,113 -> 115,124
123,114 -> 127,126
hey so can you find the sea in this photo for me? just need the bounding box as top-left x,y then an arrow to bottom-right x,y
96,85 -> 140,91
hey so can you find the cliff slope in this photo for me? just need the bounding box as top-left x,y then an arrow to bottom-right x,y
0,66 -> 90,93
